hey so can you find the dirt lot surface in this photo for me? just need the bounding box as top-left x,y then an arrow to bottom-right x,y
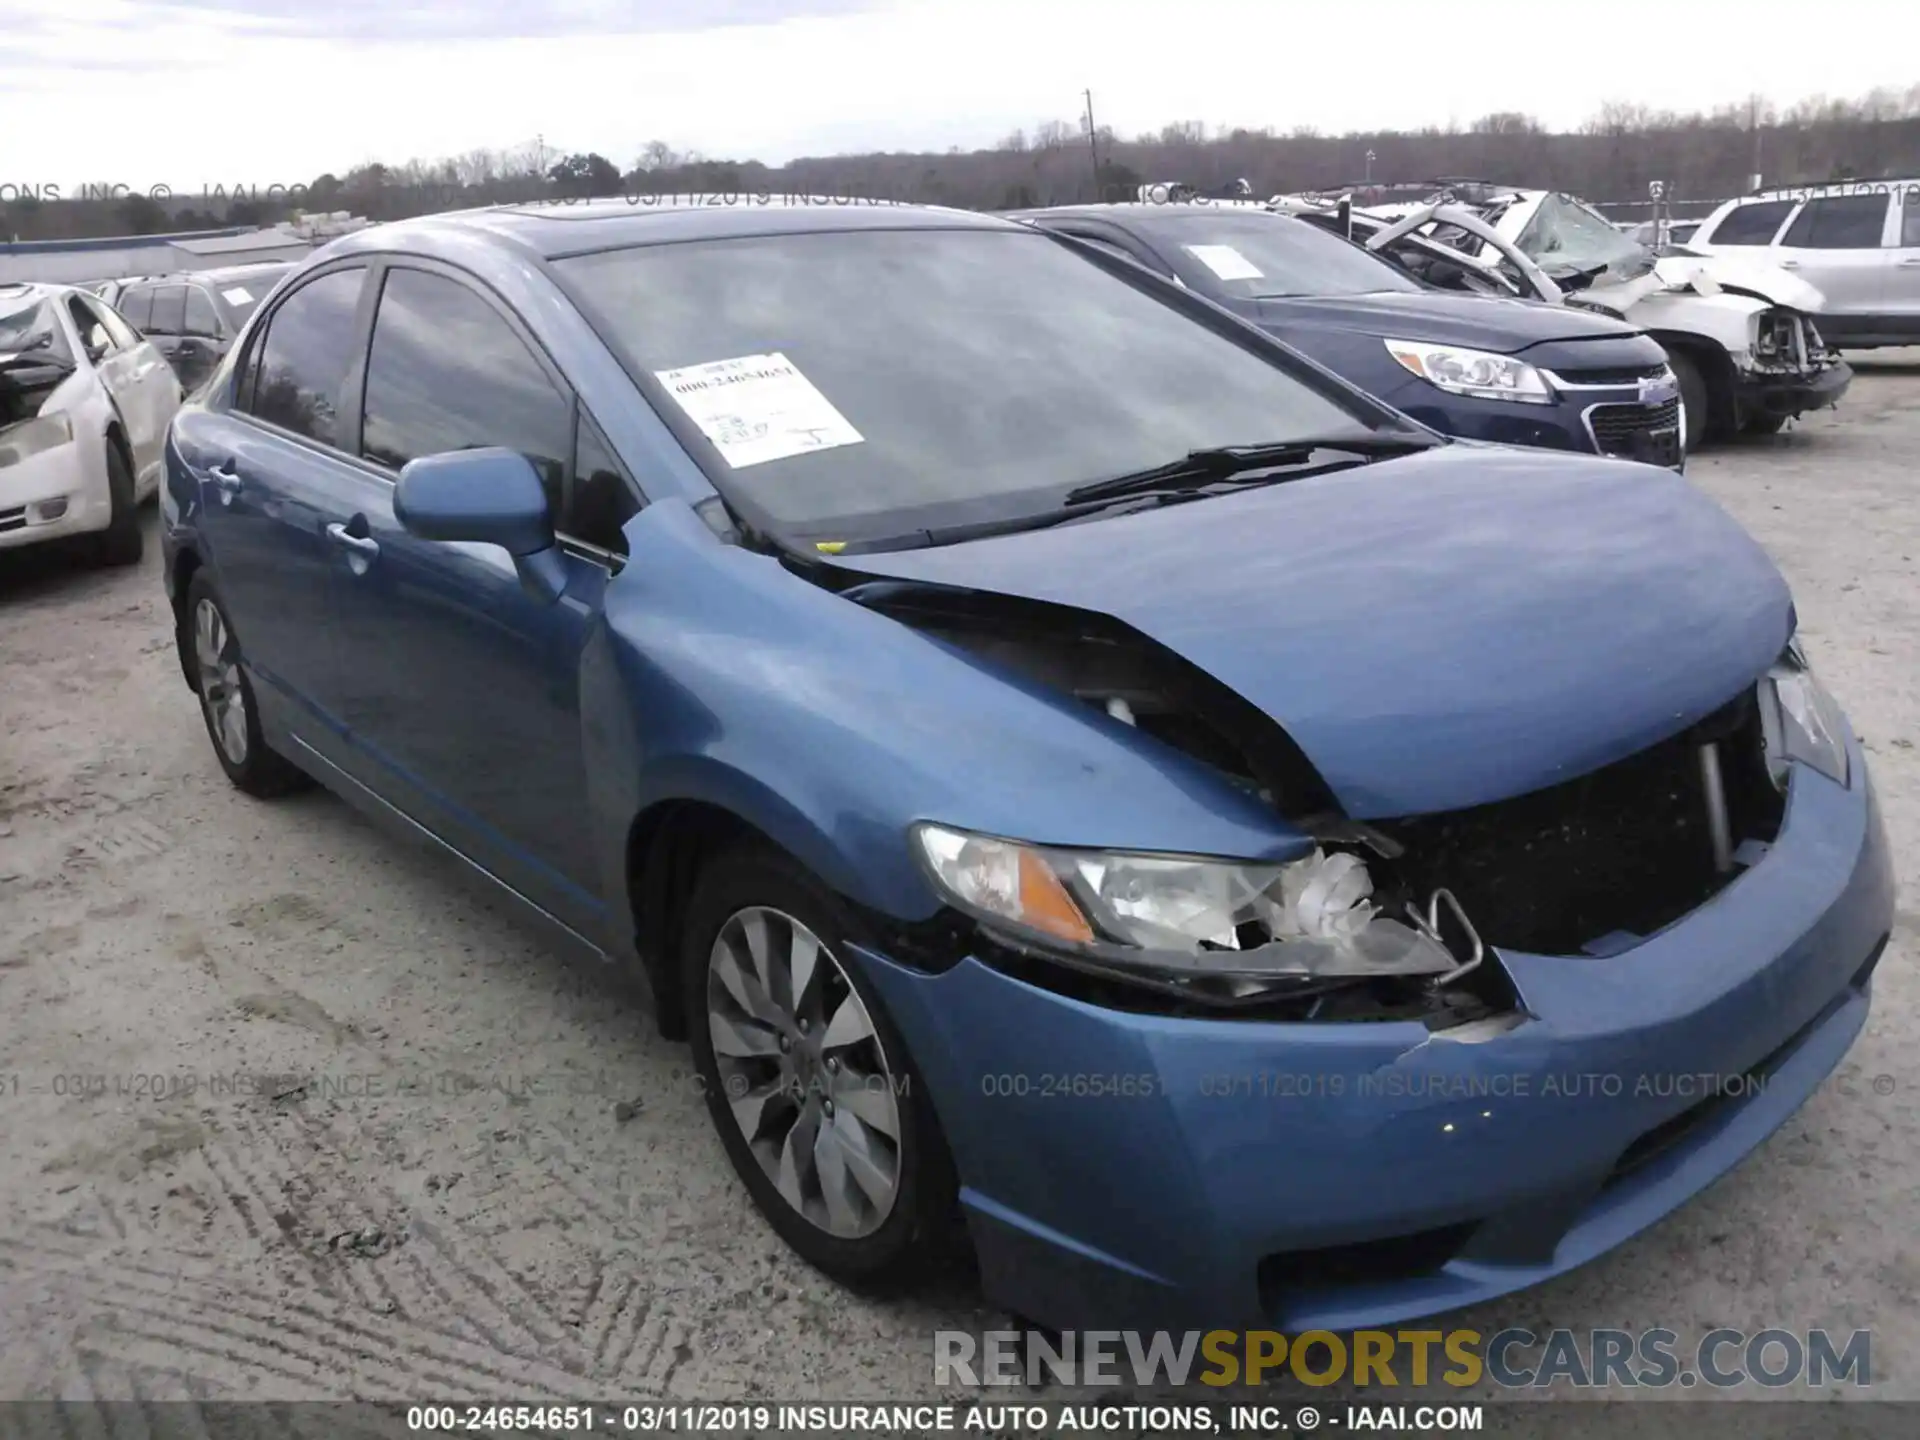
2,361 -> 1917,1413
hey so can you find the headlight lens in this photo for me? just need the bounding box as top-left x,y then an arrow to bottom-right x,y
0,412 -> 74,468
1757,641 -> 1849,789
1383,339 -> 1554,404
910,823 -> 1456,981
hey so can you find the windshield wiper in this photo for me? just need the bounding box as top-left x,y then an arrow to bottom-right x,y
1063,433 -> 1440,506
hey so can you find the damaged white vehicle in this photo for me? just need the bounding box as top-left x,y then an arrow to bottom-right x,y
1,282 -> 180,566
1272,184 -> 1852,450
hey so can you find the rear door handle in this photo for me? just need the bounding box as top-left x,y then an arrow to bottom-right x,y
326,522 -> 380,558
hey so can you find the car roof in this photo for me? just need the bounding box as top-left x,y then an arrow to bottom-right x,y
1013,202 -> 1286,224
323,194 -> 1019,262
0,280 -> 78,304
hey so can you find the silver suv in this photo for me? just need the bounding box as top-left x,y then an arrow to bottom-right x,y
1691,181 -> 1920,348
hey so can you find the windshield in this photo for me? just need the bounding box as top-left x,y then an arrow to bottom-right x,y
557,228 -> 1376,543
215,268 -> 293,323
0,296 -> 66,361
1515,194 -> 1651,279
1140,211 -> 1422,299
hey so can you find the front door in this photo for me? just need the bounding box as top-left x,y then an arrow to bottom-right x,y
1769,193 -> 1893,336
318,261 -> 610,936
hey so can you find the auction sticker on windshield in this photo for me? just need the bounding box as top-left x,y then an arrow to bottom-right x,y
1184,244 -> 1263,281
220,287 -> 253,305
654,352 -> 864,468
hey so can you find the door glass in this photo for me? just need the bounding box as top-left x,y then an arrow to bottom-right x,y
242,267 -> 367,448
570,417 -> 639,554
1703,199 -> 1794,245
360,268 -> 571,515
184,288 -> 222,338
87,296 -> 142,352
1780,194 -> 1889,249
65,295 -> 116,359
1902,199 -> 1920,247
118,286 -> 155,332
148,286 -> 187,335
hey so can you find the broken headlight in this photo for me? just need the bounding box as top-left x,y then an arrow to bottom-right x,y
910,822 -> 1457,981
1383,339 -> 1553,404
1757,641 -> 1849,789
0,411 -> 73,468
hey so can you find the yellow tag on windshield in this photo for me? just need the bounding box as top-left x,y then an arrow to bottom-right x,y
815,541 -> 846,554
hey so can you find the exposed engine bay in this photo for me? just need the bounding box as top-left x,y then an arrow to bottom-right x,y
837,576 -> 1789,1025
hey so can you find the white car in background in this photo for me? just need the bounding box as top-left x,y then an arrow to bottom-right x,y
1686,181 -> 1920,349
1,281 -> 181,566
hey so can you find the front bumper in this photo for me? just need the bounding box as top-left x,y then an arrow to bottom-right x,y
0,441 -> 112,551
855,744 -> 1892,1331
1737,360 -> 1852,420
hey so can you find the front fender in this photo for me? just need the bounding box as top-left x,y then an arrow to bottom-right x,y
582,500 -> 1311,930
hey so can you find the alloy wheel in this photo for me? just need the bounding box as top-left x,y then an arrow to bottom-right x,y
194,597 -> 249,765
705,905 -> 903,1238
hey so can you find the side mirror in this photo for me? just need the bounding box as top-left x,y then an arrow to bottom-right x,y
393,448 -> 567,602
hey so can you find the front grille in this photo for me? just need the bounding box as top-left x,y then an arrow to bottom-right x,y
1552,363 -> 1670,385
0,505 -> 26,533
1373,689 -> 1785,956
1588,397 -> 1682,466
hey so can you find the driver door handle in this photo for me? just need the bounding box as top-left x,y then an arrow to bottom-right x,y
326,522 -> 380,557
207,460 -> 242,495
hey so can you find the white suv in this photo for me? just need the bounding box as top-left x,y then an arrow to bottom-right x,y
1690,181 -> 1920,349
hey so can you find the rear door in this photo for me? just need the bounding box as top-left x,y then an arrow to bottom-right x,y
1883,187 -> 1920,339
319,260 -> 629,933
175,262 -> 374,750
1769,192 -> 1894,336
175,286 -> 227,392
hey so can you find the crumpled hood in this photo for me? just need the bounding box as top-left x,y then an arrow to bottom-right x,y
1246,290 -> 1638,353
1581,253 -> 1828,315
830,446 -> 1792,819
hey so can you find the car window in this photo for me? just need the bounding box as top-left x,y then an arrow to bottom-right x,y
117,286 -> 154,331
87,296 -> 143,352
1780,194 -> 1889,249
63,294 -> 118,359
570,415 -> 639,555
359,267 -> 571,517
243,267 -> 367,448
556,227 -> 1373,543
147,286 -> 187,335
1901,199 -> 1920,248
1515,194 -> 1645,274
1702,200 -> 1794,245
184,287 -> 222,338
1130,211 -> 1421,298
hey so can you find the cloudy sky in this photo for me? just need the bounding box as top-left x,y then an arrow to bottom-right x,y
3,0 -> 1913,188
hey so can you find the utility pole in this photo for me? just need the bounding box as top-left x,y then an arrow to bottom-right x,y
1083,90 -> 1101,199
1365,149 -> 1376,183
1747,96 -> 1762,191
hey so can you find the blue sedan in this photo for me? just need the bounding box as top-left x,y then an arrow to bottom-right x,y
161,196 -> 1893,1332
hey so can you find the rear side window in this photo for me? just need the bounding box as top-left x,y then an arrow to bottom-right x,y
117,286 -> 154,331
184,287 -> 221,338
244,267 -> 367,448
1780,194 -> 1889,249
359,268 -> 571,515
1702,200 -> 1794,245
147,286 -> 187,335
1902,199 -> 1920,247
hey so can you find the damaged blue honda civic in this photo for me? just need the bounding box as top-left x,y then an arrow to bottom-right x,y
162,196 -> 1894,1333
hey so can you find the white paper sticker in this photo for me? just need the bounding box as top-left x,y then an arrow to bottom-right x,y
653,352 -> 863,468
220,286 -> 254,305
1183,244 -> 1264,282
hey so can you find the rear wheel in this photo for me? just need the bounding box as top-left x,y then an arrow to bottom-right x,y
682,844 -> 959,1289
184,571 -> 313,798
92,440 -> 142,567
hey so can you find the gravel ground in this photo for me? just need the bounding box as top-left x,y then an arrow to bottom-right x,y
1,359 -> 1916,1415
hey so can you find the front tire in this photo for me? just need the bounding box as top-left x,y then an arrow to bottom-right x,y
92,440 -> 142,567
183,571 -> 312,798
682,844 -> 959,1290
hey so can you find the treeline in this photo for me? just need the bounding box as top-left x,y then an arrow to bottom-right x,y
9,85 -> 1920,243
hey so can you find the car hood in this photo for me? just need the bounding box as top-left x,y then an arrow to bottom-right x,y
1578,253 -> 1827,315
828,446 -> 1791,819
1246,291 -> 1634,352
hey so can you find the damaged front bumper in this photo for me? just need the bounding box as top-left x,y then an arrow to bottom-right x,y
1737,356 -> 1853,422
852,740 -> 1892,1331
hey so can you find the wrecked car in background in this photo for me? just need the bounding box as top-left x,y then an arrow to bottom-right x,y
1275,182 -> 1851,450
2,281 -> 179,565
164,197 -> 1892,1333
